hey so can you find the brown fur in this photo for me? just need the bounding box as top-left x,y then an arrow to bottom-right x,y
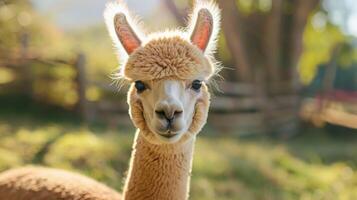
122,83 -> 210,200
122,80 -> 210,200
0,167 -> 121,200
122,132 -> 195,200
128,82 -> 210,145
123,37 -> 214,81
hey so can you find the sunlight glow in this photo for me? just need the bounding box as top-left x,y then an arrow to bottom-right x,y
348,14 -> 357,36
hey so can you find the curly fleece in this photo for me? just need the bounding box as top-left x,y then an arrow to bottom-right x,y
123,36 -> 214,81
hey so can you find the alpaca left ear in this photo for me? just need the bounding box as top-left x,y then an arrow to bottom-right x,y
104,1 -> 144,57
189,1 -> 221,54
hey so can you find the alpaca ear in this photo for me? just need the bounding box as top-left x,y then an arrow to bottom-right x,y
189,1 -> 220,54
190,9 -> 213,52
104,2 -> 143,55
113,13 -> 141,54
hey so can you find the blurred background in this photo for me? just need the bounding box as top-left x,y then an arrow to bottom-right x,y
0,0 -> 356,199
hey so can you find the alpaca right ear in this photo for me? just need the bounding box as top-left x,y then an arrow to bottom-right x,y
188,0 -> 221,55
104,2 -> 143,55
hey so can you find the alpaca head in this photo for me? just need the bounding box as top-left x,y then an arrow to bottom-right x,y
104,0 -> 220,145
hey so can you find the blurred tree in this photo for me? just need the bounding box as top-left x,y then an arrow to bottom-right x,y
0,0 -> 79,108
165,0 -> 321,85
162,0 -> 357,134
0,0 -> 72,59
0,0 -> 32,56
306,41 -> 357,95
299,20 -> 345,84
218,0 -> 320,85
217,0 -> 253,82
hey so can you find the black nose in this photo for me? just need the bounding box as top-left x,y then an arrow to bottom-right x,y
155,109 -> 182,123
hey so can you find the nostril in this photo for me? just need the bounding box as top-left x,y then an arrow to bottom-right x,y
155,110 -> 166,118
155,110 -> 165,116
155,108 -> 182,122
174,110 -> 183,116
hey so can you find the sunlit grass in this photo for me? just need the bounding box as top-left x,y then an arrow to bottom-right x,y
0,116 -> 356,200
0,68 -> 15,85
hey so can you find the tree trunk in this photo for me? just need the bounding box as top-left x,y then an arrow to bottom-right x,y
263,0 -> 282,83
217,0 -> 253,83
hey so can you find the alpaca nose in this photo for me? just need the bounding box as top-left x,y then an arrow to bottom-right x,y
155,100 -> 183,122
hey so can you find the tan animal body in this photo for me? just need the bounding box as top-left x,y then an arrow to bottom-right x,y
0,0 -> 221,199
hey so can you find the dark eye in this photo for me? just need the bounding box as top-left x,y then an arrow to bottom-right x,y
191,80 -> 202,91
135,81 -> 146,93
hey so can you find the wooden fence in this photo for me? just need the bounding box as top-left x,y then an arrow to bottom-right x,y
2,35 -> 355,134
0,41 -> 300,135
207,81 -> 299,135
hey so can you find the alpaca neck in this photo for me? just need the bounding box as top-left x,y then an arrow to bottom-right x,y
122,130 -> 195,200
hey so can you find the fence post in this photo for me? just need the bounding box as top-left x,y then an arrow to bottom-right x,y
74,53 -> 91,122
254,68 -> 271,134
20,31 -> 33,96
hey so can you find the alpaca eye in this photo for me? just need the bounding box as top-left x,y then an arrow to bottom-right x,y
191,80 -> 202,91
135,81 -> 146,93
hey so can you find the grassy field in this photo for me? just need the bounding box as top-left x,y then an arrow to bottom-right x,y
0,98 -> 356,200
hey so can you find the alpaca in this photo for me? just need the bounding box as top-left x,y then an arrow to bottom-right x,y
0,0 -> 221,199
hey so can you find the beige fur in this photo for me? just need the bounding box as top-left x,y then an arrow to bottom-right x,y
0,167 -> 121,200
128,82 -> 210,145
0,1 -> 221,199
124,37 -> 214,81
122,132 -> 195,200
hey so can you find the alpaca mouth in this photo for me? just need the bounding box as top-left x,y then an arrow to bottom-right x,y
154,129 -> 183,142
158,131 -> 178,139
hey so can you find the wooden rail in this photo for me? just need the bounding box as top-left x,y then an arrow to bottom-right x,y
0,43 -> 300,135
301,98 -> 357,129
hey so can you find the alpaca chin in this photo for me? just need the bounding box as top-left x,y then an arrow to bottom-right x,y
154,132 -> 183,144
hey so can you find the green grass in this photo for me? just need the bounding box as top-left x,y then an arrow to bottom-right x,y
0,108 -> 356,199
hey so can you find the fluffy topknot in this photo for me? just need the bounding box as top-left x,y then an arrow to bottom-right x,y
104,0 -> 221,81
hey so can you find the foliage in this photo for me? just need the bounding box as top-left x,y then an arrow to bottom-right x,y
0,1 -> 79,107
68,25 -> 118,81
31,63 -> 79,107
336,42 -> 357,68
0,1 -> 31,53
307,62 -> 357,94
0,115 -> 356,200
0,68 -> 15,85
0,1 -> 72,59
299,11 -> 346,84
0,0 -> 122,107
236,0 -> 272,14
